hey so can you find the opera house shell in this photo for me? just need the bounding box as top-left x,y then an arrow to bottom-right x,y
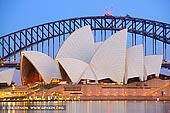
20,26 -> 163,85
20,51 -> 61,85
0,68 -> 15,85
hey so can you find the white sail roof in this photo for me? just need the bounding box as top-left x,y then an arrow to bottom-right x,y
144,55 -> 163,80
125,44 -> 144,83
94,42 -> 103,51
18,26 -> 164,85
21,51 -> 61,84
90,29 -> 127,83
56,25 -> 95,63
79,65 -> 100,82
91,66 -> 109,80
0,68 -> 15,85
58,58 -> 88,83
53,26 -> 163,84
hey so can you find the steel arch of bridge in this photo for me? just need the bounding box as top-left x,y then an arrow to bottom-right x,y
0,16 -> 170,66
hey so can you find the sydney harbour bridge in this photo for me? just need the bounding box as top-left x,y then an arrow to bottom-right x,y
0,15 -> 170,70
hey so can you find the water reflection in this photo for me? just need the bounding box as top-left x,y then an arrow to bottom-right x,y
0,101 -> 169,113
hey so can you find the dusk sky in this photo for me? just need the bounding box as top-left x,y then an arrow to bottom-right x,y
0,0 -> 170,36
0,0 -> 170,84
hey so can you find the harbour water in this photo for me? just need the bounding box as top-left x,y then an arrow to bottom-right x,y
0,101 -> 169,113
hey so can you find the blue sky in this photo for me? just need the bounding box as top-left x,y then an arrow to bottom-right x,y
0,0 -> 170,36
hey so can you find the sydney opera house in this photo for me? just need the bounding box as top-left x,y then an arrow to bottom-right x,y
0,26 -> 163,85
21,26 -> 163,85
1,26 -> 170,101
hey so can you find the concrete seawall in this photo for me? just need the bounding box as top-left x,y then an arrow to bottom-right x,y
80,96 -> 170,101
